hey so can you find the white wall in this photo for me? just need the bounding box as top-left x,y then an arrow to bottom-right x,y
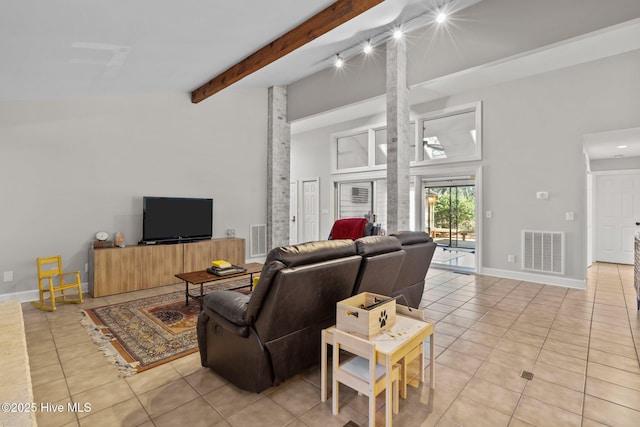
291,49 -> 640,285
0,90 -> 268,297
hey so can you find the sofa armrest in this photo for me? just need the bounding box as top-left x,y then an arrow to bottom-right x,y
197,299 -> 251,368
202,290 -> 251,327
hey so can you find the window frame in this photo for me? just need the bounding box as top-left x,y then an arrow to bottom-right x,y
414,101 -> 482,166
331,122 -> 418,173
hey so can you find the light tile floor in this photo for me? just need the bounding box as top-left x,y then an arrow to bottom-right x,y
431,247 -> 475,271
20,262 -> 640,427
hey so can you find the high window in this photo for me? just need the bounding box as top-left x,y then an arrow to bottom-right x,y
333,124 -> 416,172
336,131 -> 369,169
416,102 -> 482,164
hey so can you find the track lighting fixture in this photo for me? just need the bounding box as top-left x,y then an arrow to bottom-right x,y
323,0 -> 477,70
363,40 -> 373,54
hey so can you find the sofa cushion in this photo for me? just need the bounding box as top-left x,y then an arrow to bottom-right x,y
246,241 -> 357,324
203,290 -> 251,326
391,231 -> 432,245
353,236 -> 405,296
390,231 -> 437,308
268,239 -> 357,268
246,260 -> 286,324
355,235 -> 402,256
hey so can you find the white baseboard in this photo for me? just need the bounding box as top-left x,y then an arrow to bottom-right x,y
480,268 -> 586,289
0,283 -> 90,304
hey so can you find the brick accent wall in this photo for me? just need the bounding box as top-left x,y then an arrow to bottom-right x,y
267,86 -> 291,249
386,39 -> 411,234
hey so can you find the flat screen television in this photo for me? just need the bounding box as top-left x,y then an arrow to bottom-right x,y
142,196 -> 213,244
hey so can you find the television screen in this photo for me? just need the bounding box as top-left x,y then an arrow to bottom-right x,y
142,196 -> 213,243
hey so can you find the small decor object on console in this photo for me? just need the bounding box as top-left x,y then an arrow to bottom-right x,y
93,231 -> 114,248
114,232 -> 125,248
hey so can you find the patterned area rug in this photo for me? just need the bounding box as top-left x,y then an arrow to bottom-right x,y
82,278 -> 250,375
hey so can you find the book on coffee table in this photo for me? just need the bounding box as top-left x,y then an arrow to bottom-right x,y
207,265 -> 247,276
211,259 -> 232,269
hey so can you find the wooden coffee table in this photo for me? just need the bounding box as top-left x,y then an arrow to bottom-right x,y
175,262 -> 263,310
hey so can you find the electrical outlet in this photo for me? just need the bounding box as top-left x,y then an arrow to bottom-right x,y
507,255 -> 516,263
85,263 -> 88,273
3,271 -> 13,282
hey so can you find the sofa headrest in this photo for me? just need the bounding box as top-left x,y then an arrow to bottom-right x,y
390,231 -> 433,245
355,235 -> 402,257
266,239 -> 358,268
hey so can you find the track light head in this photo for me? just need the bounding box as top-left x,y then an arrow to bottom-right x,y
363,40 -> 373,54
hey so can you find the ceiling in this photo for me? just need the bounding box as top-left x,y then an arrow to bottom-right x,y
2,0 -> 640,158
0,0 -> 444,102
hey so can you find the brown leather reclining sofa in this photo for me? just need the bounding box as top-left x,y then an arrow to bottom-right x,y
196,231 -> 436,393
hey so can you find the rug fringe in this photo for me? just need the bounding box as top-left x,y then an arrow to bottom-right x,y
81,311 -> 139,377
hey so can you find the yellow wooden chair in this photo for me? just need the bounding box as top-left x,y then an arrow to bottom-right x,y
332,329 -> 400,427
32,256 -> 83,311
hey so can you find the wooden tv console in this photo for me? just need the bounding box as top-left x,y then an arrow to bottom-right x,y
88,238 -> 245,297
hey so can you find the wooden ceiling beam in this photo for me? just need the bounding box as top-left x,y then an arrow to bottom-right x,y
191,0 -> 385,103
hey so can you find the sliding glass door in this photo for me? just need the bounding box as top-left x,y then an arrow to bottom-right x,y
424,182 -> 475,250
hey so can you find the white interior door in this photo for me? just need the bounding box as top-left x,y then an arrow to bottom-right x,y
302,178 -> 319,242
595,172 -> 640,264
290,182 -> 298,244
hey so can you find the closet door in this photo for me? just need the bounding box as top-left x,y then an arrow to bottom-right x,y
595,173 -> 640,264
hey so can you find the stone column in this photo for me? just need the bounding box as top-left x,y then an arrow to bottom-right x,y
386,38 -> 411,234
267,86 -> 291,249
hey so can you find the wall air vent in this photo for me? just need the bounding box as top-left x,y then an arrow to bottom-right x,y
522,230 -> 565,275
250,224 -> 267,258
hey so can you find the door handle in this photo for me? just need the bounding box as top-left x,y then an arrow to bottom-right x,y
292,216 -> 296,222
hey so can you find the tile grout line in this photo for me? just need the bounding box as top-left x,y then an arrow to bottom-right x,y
581,264 -> 599,426
46,306 -> 82,427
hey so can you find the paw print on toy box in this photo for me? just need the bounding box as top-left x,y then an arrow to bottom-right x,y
378,309 -> 388,328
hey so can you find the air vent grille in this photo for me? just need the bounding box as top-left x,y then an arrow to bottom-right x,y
522,230 -> 564,274
250,224 -> 267,257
